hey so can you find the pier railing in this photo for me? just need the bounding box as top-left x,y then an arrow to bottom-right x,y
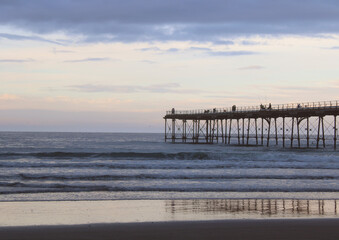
166,100 -> 339,115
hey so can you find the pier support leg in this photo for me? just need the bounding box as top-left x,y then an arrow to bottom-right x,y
242,118 -> 245,145
267,118 -> 271,147
192,120 -> 195,143
165,119 -> 167,142
237,119 -> 240,145
172,119 -> 175,143
275,118 -> 278,145
255,118 -> 258,145
283,117 -> 285,148
183,119 -> 186,143
221,119 -> 224,143
210,120 -> 213,143
297,118 -> 301,148
291,117 -> 294,148
206,120 -> 209,143
197,120 -> 200,144
225,119 -> 228,144
186,120 -> 188,143
217,119 -> 219,143
307,117 -> 310,148
195,120 -> 198,143
228,119 -> 232,144
247,118 -> 250,145
261,118 -> 264,146
317,117 -> 321,149
212,120 -> 214,143
335,115 -> 337,150
322,117 -> 325,148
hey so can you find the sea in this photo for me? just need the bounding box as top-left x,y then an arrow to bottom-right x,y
0,132 -> 339,201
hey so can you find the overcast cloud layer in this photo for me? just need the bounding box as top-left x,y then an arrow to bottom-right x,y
1,0 -> 339,43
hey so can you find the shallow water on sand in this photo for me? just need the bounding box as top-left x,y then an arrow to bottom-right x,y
0,199 -> 338,226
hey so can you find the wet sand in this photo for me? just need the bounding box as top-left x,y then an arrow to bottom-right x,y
1,199 -> 338,239
1,199 -> 338,226
1,219 -> 339,240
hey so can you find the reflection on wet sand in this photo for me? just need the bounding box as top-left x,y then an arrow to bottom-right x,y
166,199 -> 338,218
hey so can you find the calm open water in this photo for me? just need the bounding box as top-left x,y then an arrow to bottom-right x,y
0,132 -> 338,201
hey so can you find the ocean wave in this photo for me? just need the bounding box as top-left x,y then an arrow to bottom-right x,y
0,151 -> 337,162
4,173 -> 337,181
0,161 -> 338,170
1,183 -> 339,195
0,151 -> 217,160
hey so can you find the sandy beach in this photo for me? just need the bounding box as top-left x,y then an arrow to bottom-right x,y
1,218 -> 339,240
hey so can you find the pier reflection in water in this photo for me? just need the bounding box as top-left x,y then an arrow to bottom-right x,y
165,199 -> 338,220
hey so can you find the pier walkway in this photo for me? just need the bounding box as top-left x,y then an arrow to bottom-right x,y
164,100 -> 338,149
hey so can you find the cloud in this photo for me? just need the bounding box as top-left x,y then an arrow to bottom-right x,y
139,60 -> 156,64
0,33 -> 62,45
70,84 -> 137,93
207,51 -> 257,57
138,47 -> 161,52
53,48 -> 75,53
326,80 -> 339,88
0,94 -> 20,100
0,58 -> 34,63
68,83 -> 201,94
140,47 -> 180,53
213,40 -> 234,45
69,83 -> 180,93
189,47 -> 213,51
250,81 -> 339,96
139,46 -> 257,57
63,57 -> 112,63
204,95 -> 261,100
238,65 -> 265,70
330,46 -> 339,49
166,48 -> 180,53
240,40 -> 264,46
1,1 -> 339,43
188,47 -> 259,57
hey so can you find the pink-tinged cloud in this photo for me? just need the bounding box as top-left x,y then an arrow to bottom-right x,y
0,94 -> 20,100
238,65 -> 264,70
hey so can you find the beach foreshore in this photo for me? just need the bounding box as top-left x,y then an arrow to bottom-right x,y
1,218 -> 339,240
1,199 -> 338,239
1,199 -> 338,226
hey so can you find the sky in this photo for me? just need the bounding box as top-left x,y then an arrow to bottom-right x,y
1,0 -> 339,132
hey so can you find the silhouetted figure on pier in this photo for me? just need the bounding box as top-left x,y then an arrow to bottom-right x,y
171,108 -> 175,114
260,104 -> 265,110
268,103 -> 272,110
232,105 -> 236,112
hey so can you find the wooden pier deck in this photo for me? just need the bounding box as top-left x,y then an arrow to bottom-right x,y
164,100 -> 338,149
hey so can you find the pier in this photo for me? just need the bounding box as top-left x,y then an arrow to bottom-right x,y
164,100 -> 339,149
